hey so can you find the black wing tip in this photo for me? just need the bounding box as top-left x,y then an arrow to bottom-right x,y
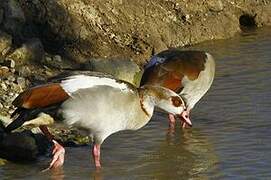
5,108 -> 30,133
10,108 -> 23,118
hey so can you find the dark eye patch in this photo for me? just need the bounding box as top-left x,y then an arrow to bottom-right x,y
171,96 -> 183,107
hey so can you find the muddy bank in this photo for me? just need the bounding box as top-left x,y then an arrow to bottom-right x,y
1,0 -> 271,65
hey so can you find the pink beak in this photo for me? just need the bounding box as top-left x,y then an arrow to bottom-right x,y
180,110 -> 192,127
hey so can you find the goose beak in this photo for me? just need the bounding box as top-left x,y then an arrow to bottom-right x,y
180,110 -> 192,127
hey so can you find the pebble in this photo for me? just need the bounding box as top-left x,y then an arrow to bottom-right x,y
16,77 -> 26,89
18,66 -> 31,77
1,82 -> 7,91
2,59 -> 15,68
8,109 -> 14,115
45,56 -> 52,62
8,92 -> 17,102
10,68 -> 15,73
0,31 -> 12,57
0,158 -> 7,166
0,102 -> 3,109
8,92 -> 14,97
45,69 -> 53,76
2,95 -> 10,102
4,80 -> 10,85
208,0 -> 224,12
7,76 -> 15,82
0,66 -> 9,76
53,55 -> 62,62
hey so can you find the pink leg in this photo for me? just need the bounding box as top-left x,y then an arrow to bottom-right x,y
168,113 -> 176,129
92,144 -> 101,168
39,126 -> 65,169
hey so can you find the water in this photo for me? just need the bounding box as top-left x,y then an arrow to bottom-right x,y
1,27 -> 271,179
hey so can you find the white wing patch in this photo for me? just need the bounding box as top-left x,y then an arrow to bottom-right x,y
60,75 -> 131,95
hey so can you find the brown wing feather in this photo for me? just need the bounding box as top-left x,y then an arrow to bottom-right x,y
142,50 -> 207,93
13,83 -> 69,109
142,64 -> 185,92
161,56 -> 204,81
162,72 -> 184,92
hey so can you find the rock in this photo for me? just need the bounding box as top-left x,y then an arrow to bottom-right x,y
17,66 -> 31,77
0,103 -> 3,110
16,77 -> 26,89
207,0 -> 224,12
2,59 -> 15,68
7,38 -> 45,65
45,55 -> 63,69
10,68 -> 15,73
13,84 -> 21,94
53,55 -> 62,63
44,56 -> 52,63
8,59 -> 15,68
0,66 -> 10,76
0,130 -> 51,161
3,0 -> 25,37
0,121 -> 51,162
7,75 -> 15,82
1,82 -> 8,91
43,54 -> 72,70
1,94 -> 12,104
0,112 -> 11,124
0,31 -> 12,58
80,58 -> 143,87
51,128 -> 91,147
44,69 -> 53,77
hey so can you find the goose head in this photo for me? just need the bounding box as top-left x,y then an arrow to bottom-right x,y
139,85 -> 192,126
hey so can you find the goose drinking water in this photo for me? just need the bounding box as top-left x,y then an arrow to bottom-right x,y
5,72 -> 189,168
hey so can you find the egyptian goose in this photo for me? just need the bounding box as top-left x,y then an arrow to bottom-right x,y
5,71 -> 189,168
141,49 -> 215,128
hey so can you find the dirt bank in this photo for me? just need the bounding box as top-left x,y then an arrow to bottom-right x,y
1,0 -> 271,65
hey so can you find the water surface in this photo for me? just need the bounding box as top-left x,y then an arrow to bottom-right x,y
1,27 -> 271,179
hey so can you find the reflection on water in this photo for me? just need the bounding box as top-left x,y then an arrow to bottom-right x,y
1,27 -> 271,179
0,113 -> 217,180
188,27 -> 271,179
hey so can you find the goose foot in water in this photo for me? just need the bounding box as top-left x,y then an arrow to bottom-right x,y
49,140 -> 65,169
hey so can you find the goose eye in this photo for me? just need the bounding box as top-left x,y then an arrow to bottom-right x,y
171,96 -> 182,107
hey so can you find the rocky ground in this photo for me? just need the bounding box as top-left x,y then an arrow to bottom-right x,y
0,0 -> 271,161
